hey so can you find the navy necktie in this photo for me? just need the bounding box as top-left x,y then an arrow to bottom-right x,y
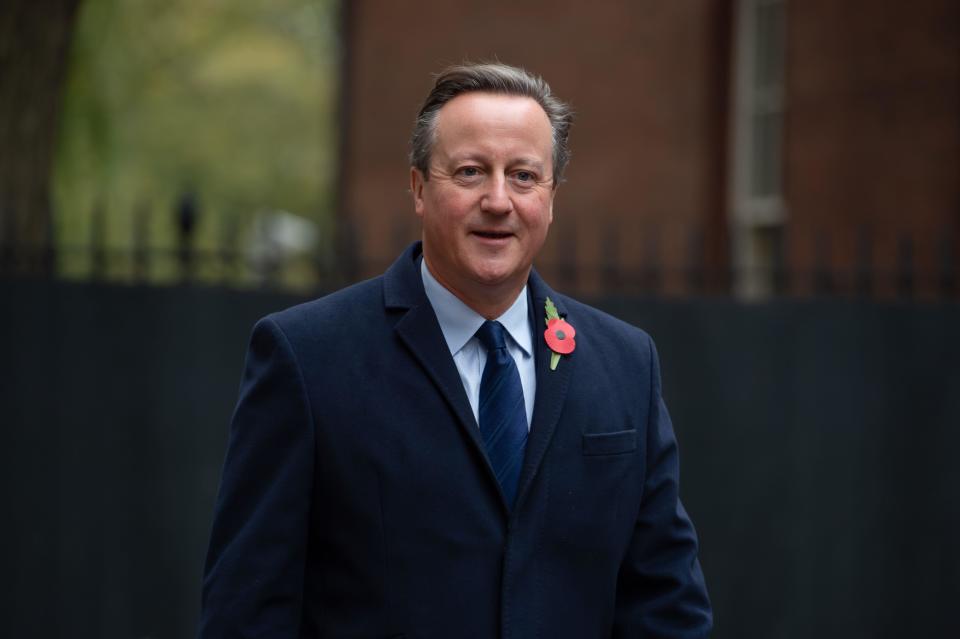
476,320 -> 528,509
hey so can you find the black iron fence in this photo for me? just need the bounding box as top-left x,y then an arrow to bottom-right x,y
2,202 -> 957,301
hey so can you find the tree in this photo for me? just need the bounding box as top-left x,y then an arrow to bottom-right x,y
0,0 -> 83,273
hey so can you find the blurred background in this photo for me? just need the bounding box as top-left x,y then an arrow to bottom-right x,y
1,0 -> 958,637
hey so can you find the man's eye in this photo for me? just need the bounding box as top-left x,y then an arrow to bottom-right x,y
514,171 -> 535,182
459,167 -> 480,177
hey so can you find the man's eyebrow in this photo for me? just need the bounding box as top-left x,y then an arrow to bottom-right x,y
444,154 -> 547,172
447,152 -> 488,164
511,157 -> 545,168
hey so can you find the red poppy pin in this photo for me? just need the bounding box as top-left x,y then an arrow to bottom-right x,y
544,297 -> 575,371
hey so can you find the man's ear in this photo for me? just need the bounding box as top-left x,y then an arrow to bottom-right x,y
547,185 -> 557,224
410,167 -> 425,217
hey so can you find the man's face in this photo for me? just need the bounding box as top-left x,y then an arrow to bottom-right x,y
411,92 -> 556,310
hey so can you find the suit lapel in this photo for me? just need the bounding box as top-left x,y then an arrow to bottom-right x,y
514,270 -> 575,513
393,305 -> 487,454
385,243 -> 507,509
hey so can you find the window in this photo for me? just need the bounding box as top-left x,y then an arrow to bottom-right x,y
730,0 -> 787,298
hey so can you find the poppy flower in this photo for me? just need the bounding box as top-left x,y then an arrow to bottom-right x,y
544,317 -> 576,355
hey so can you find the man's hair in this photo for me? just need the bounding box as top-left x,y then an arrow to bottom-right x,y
410,62 -> 573,186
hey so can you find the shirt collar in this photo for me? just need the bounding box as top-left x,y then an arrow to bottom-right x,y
420,257 -> 532,358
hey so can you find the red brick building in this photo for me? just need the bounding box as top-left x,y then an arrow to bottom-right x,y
337,0 -> 959,299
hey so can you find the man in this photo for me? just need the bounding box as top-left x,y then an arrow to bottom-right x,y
200,62 -> 711,638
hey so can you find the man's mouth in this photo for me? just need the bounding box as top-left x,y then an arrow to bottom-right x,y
473,230 -> 513,240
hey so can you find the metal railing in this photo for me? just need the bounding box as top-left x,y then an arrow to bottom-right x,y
2,204 -> 957,302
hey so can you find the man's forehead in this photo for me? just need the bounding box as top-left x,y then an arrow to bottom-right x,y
432,92 -> 552,154
435,92 -> 549,129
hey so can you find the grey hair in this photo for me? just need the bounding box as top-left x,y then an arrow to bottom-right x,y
409,62 -> 573,186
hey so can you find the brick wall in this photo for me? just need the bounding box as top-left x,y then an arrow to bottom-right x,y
340,0 -> 959,299
339,0 -> 730,294
785,0 -> 960,298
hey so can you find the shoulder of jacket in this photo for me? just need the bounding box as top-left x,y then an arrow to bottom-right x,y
257,275 -> 387,344
553,294 -> 652,344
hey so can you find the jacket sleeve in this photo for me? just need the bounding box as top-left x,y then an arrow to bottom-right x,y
613,335 -> 713,638
199,317 -> 315,638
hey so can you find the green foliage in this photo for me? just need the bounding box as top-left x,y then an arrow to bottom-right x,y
545,296 -> 560,324
53,0 -> 339,283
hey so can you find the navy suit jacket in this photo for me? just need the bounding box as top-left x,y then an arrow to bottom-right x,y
200,242 -> 711,638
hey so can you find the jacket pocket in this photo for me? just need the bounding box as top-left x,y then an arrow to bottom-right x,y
582,429 -> 637,456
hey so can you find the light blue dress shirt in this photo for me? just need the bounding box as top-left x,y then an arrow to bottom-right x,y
420,258 -> 536,428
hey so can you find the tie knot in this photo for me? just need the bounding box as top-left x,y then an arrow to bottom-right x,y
476,320 -> 508,352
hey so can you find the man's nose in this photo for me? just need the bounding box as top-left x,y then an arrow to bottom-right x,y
480,174 -> 513,215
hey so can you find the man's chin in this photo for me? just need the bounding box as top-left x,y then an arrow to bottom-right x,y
468,261 -> 530,290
